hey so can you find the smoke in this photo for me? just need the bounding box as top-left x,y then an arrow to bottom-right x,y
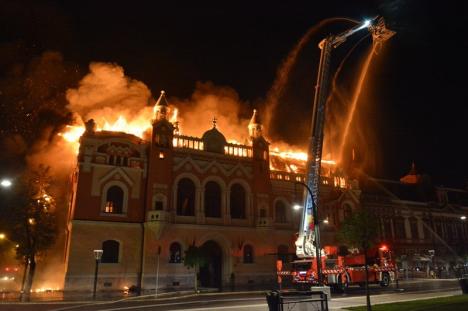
173,81 -> 252,144
66,62 -> 153,133
263,17 -> 358,140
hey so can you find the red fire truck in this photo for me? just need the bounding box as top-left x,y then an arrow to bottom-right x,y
290,245 -> 396,291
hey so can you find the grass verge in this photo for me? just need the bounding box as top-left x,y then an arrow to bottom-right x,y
347,295 -> 468,311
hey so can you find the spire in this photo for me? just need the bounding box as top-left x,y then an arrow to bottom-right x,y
212,116 -> 217,128
248,109 -> 263,139
153,90 -> 169,121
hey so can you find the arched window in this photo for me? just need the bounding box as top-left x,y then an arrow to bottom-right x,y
169,242 -> 182,263
104,186 -> 124,214
277,245 -> 289,263
243,244 -> 254,263
176,178 -> 196,216
101,240 -> 119,263
204,181 -> 221,218
230,183 -> 246,219
275,200 -> 287,223
343,204 -> 353,219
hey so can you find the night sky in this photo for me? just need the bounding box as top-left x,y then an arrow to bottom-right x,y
0,0 -> 467,187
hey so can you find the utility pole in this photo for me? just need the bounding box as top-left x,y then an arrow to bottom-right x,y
155,246 -> 161,298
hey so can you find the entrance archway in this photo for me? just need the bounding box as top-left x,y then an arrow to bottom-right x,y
199,240 -> 223,289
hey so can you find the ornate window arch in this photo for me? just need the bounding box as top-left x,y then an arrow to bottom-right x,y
204,181 -> 222,217
230,183 -> 246,219
176,178 -> 196,216
343,203 -> 353,219
169,242 -> 182,263
101,181 -> 129,214
101,240 -> 120,263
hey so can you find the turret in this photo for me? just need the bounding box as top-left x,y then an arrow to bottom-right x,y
248,109 -> 263,139
152,90 -> 174,148
248,109 -> 269,161
153,90 -> 169,121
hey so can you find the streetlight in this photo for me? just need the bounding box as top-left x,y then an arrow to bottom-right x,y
93,249 -> 103,300
293,204 -> 302,211
294,181 -> 323,286
461,216 -> 467,221
0,179 -> 12,188
0,233 -> 5,240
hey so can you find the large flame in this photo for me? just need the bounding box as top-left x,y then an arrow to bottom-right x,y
58,104 -> 337,177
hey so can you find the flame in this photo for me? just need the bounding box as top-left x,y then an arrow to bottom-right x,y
58,104 -> 337,178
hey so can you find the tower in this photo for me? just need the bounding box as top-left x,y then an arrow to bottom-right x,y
145,90 -> 175,217
248,109 -> 271,222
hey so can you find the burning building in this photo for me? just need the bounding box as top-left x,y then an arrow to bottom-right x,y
63,91 -> 352,291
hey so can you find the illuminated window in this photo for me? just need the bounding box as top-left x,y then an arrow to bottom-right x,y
159,152 -> 165,159
230,184 -> 246,219
101,240 -> 119,263
176,178 -> 195,216
243,245 -> 254,263
204,181 -> 221,217
169,242 -> 182,263
104,186 -> 124,214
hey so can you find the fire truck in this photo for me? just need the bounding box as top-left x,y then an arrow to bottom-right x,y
291,245 -> 396,291
286,17 -> 395,291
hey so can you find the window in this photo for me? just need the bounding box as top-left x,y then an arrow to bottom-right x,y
104,186 -> 124,214
394,217 -> 406,239
230,184 -> 246,219
176,178 -> 196,216
204,181 -> 221,217
243,245 -> 254,263
259,208 -> 266,218
410,217 -> 419,239
275,200 -> 287,223
101,240 -> 119,263
169,242 -> 182,263
154,200 -> 163,211
383,218 -> 393,240
277,245 -> 289,263
343,204 -> 352,219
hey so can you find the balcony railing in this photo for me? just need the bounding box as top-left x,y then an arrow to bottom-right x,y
173,135 -> 252,158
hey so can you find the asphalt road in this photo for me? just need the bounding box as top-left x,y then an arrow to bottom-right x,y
0,279 -> 462,311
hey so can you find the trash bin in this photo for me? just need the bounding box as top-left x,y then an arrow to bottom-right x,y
460,276 -> 468,294
266,290 -> 280,311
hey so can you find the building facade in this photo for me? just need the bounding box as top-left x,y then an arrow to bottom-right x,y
64,92 -> 468,292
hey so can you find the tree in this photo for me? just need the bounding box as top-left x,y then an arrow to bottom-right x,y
2,166 -> 58,301
336,208 -> 378,311
183,245 -> 207,293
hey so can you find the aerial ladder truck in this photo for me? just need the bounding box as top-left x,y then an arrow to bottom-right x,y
293,17 -> 395,289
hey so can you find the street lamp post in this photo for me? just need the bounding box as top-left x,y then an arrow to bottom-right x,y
295,181 -> 323,286
93,249 -> 103,300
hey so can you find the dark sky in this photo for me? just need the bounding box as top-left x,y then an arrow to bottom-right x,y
1,0 -> 467,187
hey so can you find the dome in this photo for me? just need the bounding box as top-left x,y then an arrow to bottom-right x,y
202,127 -> 226,154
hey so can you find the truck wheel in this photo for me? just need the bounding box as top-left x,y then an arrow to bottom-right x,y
337,273 -> 349,292
380,272 -> 390,287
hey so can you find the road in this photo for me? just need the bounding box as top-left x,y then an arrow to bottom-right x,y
0,279 -> 462,311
